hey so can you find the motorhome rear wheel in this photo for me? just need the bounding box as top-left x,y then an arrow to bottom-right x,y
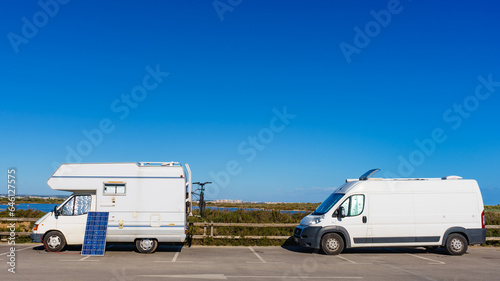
136,238 -> 158,254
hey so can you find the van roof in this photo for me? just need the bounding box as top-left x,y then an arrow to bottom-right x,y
346,175 -> 463,182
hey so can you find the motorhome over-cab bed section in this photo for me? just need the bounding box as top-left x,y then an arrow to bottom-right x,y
31,162 -> 192,253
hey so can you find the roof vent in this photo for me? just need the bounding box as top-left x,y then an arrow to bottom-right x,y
359,168 -> 380,181
442,175 -> 462,180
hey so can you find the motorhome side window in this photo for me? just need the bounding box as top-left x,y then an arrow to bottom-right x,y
340,195 -> 365,217
61,195 -> 91,216
104,183 -> 126,195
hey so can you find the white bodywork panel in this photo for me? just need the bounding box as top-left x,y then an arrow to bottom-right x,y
36,162 -> 190,245
302,177 -> 484,248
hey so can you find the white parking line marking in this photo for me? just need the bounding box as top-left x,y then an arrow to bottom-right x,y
154,246 -> 190,263
0,245 -> 33,256
227,276 -> 363,279
384,248 -> 445,265
249,247 -> 266,263
138,274 -> 363,279
406,253 -> 445,265
383,264 -> 437,281
336,255 -> 371,265
138,274 -> 227,279
154,260 -> 193,263
172,248 -> 181,262
337,255 -> 357,264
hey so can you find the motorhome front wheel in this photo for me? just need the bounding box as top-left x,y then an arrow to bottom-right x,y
43,231 -> 66,252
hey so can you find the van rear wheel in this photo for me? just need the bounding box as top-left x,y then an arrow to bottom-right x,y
136,238 -> 158,254
321,233 -> 344,255
43,231 -> 66,252
445,233 -> 468,255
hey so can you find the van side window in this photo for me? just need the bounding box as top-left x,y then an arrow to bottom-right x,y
350,195 -> 364,216
61,197 -> 75,216
339,195 -> 365,217
74,195 -> 92,215
61,195 -> 91,216
104,183 -> 126,195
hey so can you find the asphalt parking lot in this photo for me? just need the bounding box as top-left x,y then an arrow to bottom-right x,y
1,243 -> 500,281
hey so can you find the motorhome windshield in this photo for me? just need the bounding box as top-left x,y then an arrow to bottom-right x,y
312,193 -> 345,215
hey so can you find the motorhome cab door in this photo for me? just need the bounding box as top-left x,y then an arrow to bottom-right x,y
55,194 -> 93,244
335,194 -> 369,245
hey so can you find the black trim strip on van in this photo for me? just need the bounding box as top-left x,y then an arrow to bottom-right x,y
353,236 -> 440,244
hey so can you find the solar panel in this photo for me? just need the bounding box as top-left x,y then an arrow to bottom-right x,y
81,212 -> 109,256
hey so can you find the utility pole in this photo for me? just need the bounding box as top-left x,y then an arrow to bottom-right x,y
193,182 -> 212,217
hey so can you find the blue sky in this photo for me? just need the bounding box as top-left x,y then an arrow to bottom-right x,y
1,0 -> 499,204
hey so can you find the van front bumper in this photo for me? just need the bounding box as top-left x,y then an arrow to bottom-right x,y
294,225 -> 321,249
30,232 -> 42,243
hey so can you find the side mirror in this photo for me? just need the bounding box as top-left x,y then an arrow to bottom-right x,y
53,206 -> 59,216
338,206 -> 346,218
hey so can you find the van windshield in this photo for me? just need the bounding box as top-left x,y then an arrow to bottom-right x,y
312,193 -> 345,215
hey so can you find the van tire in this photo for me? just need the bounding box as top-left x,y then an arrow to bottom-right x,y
321,233 -> 344,255
445,233 -> 468,255
136,238 -> 158,254
43,231 -> 66,252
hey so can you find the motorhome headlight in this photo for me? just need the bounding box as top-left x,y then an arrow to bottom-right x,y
309,215 -> 325,225
33,224 -> 38,231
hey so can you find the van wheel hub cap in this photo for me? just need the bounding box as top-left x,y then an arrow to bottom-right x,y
140,239 -> 154,250
451,238 -> 463,251
327,239 -> 339,251
48,236 -> 61,248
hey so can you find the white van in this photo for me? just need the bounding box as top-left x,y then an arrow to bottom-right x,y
30,162 -> 193,253
294,169 -> 486,255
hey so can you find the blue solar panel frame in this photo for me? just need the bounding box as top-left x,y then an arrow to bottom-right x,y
81,212 -> 109,256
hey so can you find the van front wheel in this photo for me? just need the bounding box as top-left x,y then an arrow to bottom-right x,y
136,238 -> 158,254
43,231 -> 66,252
445,233 -> 468,255
321,233 -> 344,255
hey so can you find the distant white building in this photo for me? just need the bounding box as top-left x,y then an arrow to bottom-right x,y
213,199 -> 242,203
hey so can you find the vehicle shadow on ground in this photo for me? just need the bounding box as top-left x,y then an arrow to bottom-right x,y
281,245 -> 450,255
31,243 -> 185,253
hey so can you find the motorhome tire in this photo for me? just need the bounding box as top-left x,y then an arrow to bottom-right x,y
321,233 -> 344,255
136,238 -> 158,254
445,233 -> 468,255
43,231 -> 66,252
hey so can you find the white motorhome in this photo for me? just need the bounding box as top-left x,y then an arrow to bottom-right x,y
294,169 -> 486,255
30,162 -> 193,253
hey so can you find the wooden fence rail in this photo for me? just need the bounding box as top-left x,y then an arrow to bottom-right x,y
1,218 -> 499,241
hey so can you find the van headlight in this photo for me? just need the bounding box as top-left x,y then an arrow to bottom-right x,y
309,215 -> 325,225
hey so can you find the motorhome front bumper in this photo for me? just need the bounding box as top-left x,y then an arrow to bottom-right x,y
294,226 -> 321,249
30,232 -> 42,243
